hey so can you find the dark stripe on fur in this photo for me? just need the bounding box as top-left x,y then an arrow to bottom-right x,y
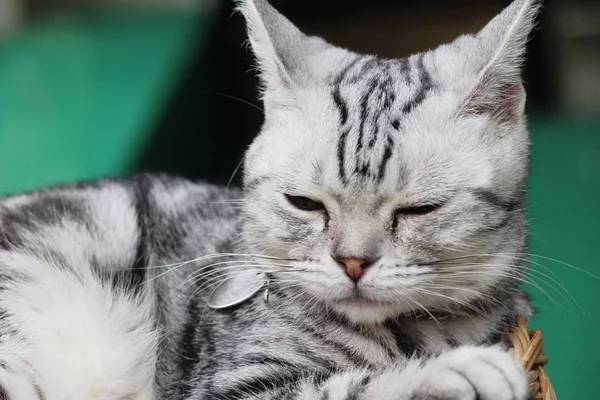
240,354 -> 300,370
402,54 -> 433,114
383,317 -> 423,358
445,333 -> 461,348
356,64 -> 380,153
480,359 -> 517,400
337,129 -> 350,184
213,371 -> 302,400
449,368 -> 482,400
399,58 -> 412,85
483,313 -> 517,345
244,176 -> 272,193
0,234 -> 10,251
282,316 -> 373,368
377,136 -> 394,183
311,371 -> 333,386
123,176 -> 152,293
318,390 -> 330,400
0,196 -> 90,250
470,188 -> 518,212
177,298 -> 202,398
346,374 -> 372,400
333,57 -> 362,184
333,87 -> 349,126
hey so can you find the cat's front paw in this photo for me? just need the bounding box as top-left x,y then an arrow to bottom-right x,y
416,346 -> 528,400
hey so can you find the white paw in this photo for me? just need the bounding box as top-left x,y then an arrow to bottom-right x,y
416,346 -> 528,400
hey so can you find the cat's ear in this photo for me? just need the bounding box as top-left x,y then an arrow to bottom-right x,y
235,0 -> 328,99
460,0 -> 540,122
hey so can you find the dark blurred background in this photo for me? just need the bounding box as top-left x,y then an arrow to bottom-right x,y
0,0 -> 599,398
2,0 -> 597,190
138,0 -> 600,185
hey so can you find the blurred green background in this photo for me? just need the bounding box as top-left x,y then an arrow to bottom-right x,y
0,0 -> 598,397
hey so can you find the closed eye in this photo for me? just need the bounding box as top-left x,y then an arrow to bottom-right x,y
285,195 -> 325,211
396,203 -> 442,216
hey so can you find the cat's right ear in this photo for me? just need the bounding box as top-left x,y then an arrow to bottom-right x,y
235,0 -> 321,101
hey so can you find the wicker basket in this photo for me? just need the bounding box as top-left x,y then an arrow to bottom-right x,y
506,316 -> 557,400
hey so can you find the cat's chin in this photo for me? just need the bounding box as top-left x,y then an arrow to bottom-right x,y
330,298 -> 405,325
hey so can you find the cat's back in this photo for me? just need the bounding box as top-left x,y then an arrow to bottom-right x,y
0,174 -> 241,263
0,174 -> 241,399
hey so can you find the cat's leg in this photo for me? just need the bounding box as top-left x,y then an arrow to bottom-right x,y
0,251 -> 159,400
210,345 -> 527,400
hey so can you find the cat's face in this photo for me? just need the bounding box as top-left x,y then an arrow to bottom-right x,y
240,0 -> 537,323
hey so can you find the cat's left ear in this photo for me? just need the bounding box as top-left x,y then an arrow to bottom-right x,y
235,0 -> 337,102
459,0 -> 541,122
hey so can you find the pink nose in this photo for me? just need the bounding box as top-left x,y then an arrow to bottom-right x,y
337,257 -> 370,282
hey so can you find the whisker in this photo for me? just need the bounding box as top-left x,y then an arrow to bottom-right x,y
439,270 -> 567,312
407,297 -> 443,330
145,255 -> 297,285
179,264 -> 304,300
430,253 -> 599,279
162,263 -> 306,311
432,256 -> 569,297
436,262 -> 583,314
421,283 -> 503,306
147,257 -> 292,286
143,252 -> 295,272
196,278 -> 306,322
256,288 -> 308,323
214,92 -> 264,112
293,293 -> 318,320
227,157 -> 246,188
413,288 -> 488,317
164,264 -> 260,304
194,275 -> 300,321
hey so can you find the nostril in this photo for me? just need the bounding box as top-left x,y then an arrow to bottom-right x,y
334,256 -> 373,282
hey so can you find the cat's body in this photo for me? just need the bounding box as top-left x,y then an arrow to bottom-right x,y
0,176 -> 528,399
0,0 -> 540,399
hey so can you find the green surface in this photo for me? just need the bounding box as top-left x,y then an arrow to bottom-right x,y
527,116 -> 600,399
0,9 -> 207,195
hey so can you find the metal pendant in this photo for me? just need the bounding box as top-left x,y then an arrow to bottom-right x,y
207,271 -> 268,310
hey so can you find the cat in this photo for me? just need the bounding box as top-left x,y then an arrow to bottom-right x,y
0,0 -> 540,399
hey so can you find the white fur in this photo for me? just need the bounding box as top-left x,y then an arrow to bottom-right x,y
292,346 -> 527,400
0,0 -> 540,398
240,0 -> 537,324
363,346 -> 528,399
0,186 -> 158,399
0,252 -> 158,399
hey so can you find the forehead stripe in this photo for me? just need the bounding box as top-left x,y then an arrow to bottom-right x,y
333,57 -> 362,185
402,54 -> 434,114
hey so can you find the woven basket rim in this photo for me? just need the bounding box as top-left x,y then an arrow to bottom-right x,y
506,316 -> 557,400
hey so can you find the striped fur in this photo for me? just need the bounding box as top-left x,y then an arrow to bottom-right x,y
0,0 -> 540,399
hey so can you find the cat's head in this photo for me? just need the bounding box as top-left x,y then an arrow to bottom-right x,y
239,0 -> 538,323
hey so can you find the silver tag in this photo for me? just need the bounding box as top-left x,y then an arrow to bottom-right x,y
207,271 -> 268,310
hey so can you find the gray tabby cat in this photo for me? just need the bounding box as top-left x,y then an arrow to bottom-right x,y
0,0 -> 540,398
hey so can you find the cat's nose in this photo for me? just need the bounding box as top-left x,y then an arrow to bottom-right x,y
334,257 -> 373,282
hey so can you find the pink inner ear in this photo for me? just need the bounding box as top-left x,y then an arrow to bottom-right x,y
496,81 -> 523,121
460,78 -> 524,123
495,81 -> 524,122
502,82 -> 521,99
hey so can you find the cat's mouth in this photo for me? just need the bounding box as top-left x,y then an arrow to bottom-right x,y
334,296 -> 390,308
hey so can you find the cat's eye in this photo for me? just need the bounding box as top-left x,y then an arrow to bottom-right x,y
285,195 -> 325,211
396,203 -> 441,216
